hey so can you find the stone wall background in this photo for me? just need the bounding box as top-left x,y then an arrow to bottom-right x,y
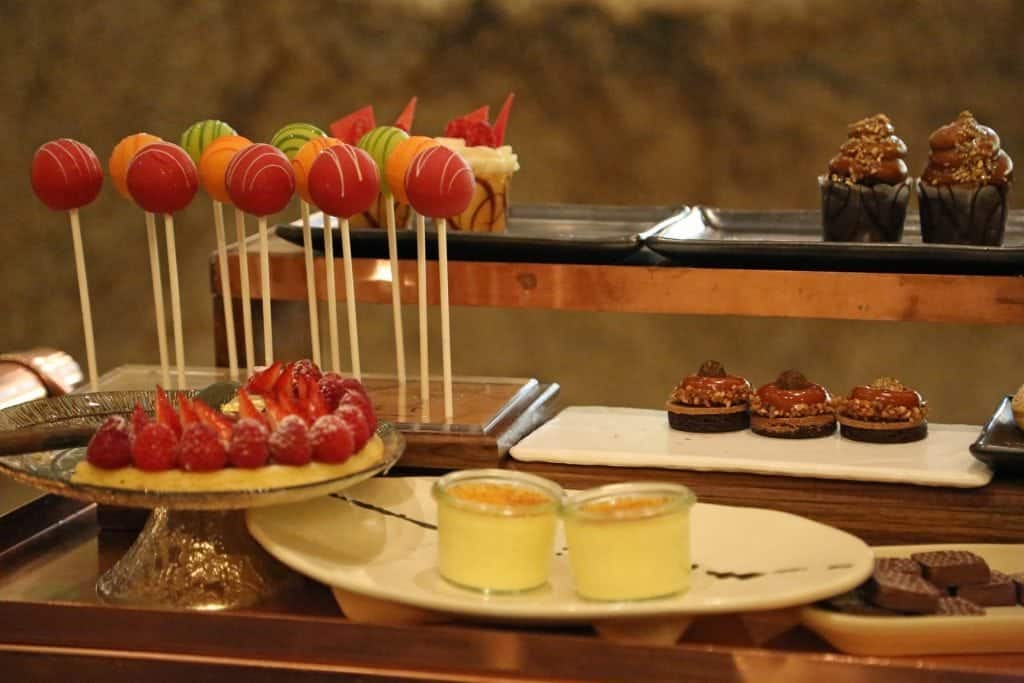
3,0 -> 1024,423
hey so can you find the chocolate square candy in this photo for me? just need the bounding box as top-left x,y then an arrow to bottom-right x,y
910,550 -> 990,588
875,557 -> 921,575
866,570 -> 941,614
824,590 -> 902,616
936,596 -> 985,616
1012,573 -> 1024,604
956,570 -> 1017,607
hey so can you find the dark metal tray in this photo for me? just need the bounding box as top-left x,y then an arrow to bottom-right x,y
970,396 -> 1024,475
276,203 -> 686,265
645,208 -> 1024,274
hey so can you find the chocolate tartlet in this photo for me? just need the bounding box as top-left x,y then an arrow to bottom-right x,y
666,360 -> 752,433
820,114 -> 912,242
918,111 -> 1013,245
749,370 -> 835,439
836,377 -> 928,444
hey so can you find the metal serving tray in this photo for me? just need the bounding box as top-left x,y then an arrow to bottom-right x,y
645,208 -> 1024,274
276,203 -> 686,265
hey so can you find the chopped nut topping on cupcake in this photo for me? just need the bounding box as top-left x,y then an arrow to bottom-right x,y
749,370 -> 836,439
836,377 -> 928,443
666,360 -> 752,433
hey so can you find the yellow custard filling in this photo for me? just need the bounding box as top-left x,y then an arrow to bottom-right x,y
70,434 -> 383,492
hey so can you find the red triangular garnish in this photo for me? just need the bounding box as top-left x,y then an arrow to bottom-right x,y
394,96 -> 418,132
462,105 -> 490,123
493,92 -> 515,146
329,105 -> 376,145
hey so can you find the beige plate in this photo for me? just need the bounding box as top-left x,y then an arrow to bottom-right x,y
802,544 -> 1024,656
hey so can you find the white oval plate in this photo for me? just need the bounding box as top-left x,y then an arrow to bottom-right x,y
247,477 -> 873,621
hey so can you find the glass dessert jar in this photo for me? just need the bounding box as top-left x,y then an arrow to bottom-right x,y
432,469 -> 562,593
562,482 -> 697,601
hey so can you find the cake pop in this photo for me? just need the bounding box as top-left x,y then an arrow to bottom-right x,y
198,133 -> 251,379
271,122 -> 326,161
225,143 -> 295,365
384,135 -> 438,418
126,141 -> 198,389
308,144 -> 380,380
181,119 -> 237,165
292,135 -> 342,370
358,126 -> 411,391
30,138 -> 104,390
404,146 -> 475,422
110,134 -> 169,386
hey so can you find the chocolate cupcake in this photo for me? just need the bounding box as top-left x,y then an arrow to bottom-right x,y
836,377 -> 928,444
749,370 -> 836,439
918,111 -> 1013,245
666,360 -> 752,433
820,114 -> 912,242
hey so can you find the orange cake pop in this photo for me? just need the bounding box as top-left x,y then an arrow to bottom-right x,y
292,136 -> 342,204
385,136 -> 437,205
198,135 -> 252,204
109,133 -> 162,198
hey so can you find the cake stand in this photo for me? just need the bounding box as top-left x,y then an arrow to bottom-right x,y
0,390 -> 405,610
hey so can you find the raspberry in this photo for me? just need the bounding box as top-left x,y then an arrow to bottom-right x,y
309,414 -> 355,463
292,359 -> 322,385
176,423 -> 228,472
335,404 -> 370,450
463,120 -> 496,147
339,391 -> 378,433
269,415 -> 312,466
318,372 -> 346,411
228,419 -> 270,468
443,117 -> 472,140
132,423 -> 178,471
86,416 -> 133,469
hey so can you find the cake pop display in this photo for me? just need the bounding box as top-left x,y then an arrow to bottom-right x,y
270,122 -> 326,161
358,125 -> 410,390
196,132 -> 250,378
31,138 -> 104,390
385,135 -> 438,418
292,136 -> 343,369
225,143 -> 295,366
126,141 -> 199,389
181,119 -> 237,165
307,144 -> 380,380
109,132 -> 171,386
404,146 -> 475,422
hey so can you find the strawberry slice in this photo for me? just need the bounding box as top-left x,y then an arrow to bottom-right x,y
236,389 -> 268,429
272,363 -> 297,400
329,105 -> 376,145
245,361 -> 285,395
131,402 -> 150,438
177,395 -> 200,427
493,92 -> 515,146
303,377 -> 330,424
393,96 -> 418,133
192,399 -> 234,446
262,395 -> 289,431
155,386 -> 181,438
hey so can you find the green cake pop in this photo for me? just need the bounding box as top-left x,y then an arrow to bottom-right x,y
357,125 -> 409,196
180,119 -> 237,165
271,122 -> 326,161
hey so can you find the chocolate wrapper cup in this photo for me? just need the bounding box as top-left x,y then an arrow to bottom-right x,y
448,171 -> 510,233
349,194 -> 412,230
819,175 -> 911,242
917,181 -> 1009,246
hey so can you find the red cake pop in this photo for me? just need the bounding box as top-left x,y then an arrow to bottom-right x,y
225,143 -> 295,216
307,144 -> 380,218
126,142 -> 199,214
403,146 -> 474,218
31,138 -> 104,211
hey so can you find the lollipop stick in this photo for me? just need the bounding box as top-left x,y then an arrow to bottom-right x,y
340,217 -> 361,381
213,200 -> 238,380
234,209 -> 255,374
163,214 -> 186,389
438,217 -> 453,422
258,216 -> 273,365
415,212 -> 430,422
300,201 -> 322,367
323,214 -> 341,373
145,211 -> 170,387
385,195 -> 406,387
68,209 -> 98,391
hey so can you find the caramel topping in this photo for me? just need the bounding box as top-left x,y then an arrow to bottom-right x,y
775,370 -> 812,390
828,114 -> 909,185
583,496 -> 670,515
922,111 -> 1013,186
697,360 -> 726,377
449,483 -> 550,507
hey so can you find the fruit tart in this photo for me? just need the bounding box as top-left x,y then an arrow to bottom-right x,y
835,377 -> 928,443
666,360 -> 752,433
749,370 -> 836,439
73,361 -> 383,492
